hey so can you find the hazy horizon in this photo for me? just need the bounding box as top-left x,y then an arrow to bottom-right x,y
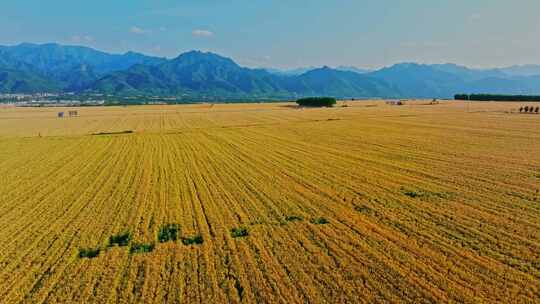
2,0 -> 540,70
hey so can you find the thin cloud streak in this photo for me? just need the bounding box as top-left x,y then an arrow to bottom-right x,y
130,26 -> 151,35
192,29 -> 213,38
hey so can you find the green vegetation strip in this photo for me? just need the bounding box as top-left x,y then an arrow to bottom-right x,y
158,224 -> 180,243
108,232 -> 131,247
130,243 -> 155,254
182,235 -> 204,245
231,227 -> 249,238
78,247 -> 100,259
285,215 -> 304,222
91,130 -> 134,136
311,217 -> 329,225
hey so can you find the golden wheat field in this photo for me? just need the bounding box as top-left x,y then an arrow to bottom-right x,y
0,100 -> 539,303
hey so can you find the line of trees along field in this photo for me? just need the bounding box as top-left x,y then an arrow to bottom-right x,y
519,106 -> 540,113
455,94 -> 540,101
295,97 -> 337,107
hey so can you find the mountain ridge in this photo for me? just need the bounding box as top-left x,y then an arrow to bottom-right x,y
0,43 -> 166,92
2,43 -> 540,98
89,52 -> 397,98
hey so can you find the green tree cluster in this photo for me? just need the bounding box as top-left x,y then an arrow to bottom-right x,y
296,97 -> 337,107
455,94 -> 540,101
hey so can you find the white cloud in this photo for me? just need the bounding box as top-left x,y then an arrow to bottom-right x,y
192,29 -> 213,38
130,26 -> 151,35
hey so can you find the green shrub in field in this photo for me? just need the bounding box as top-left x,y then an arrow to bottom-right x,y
404,190 -> 421,198
401,187 -> 452,201
296,97 -> 336,107
129,242 -> 155,254
158,224 -> 180,243
108,231 -> 131,247
285,215 -> 304,222
78,247 -> 100,259
311,217 -> 329,225
182,235 -> 204,245
354,205 -> 372,214
231,227 -> 249,238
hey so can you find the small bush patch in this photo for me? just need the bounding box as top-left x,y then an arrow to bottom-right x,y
234,278 -> 244,300
401,187 -> 452,200
404,190 -> 421,198
311,217 -> 329,225
231,227 -> 249,238
78,247 -> 100,259
354,205 -> 372,214
129,243 -> 155,254
108,231 -> 131,247
285,215 -> 304,222
182,235 -> 204,245
92,130 -> 134,136
158,224 -> 180,243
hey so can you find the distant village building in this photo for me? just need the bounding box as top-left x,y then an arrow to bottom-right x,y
57,112 -> 64,118
386,100 -> 406,106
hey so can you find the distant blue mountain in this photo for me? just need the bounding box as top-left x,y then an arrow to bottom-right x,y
92,51 -> 289,96
2,42 -> 540,98
288,67 -> 396,97
497,65 -> 540,77
0,49 -> 62,93
266,66 -> 372,76
429,63 -> 507,81
265,67 -> 318,76
91,52 -> 396,98
0,68 -> 61,93
0,43 -> 165,91
368,63 -> 466,98
366,63 -> 540,98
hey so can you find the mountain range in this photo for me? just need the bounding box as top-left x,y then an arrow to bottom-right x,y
2,43 -> 540,99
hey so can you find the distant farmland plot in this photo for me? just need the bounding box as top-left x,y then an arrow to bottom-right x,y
0,101 -> 539,303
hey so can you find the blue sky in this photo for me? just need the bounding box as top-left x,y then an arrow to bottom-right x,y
2,0 -> 539,69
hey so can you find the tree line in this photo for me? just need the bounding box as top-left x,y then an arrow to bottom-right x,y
519,106 -> 540,114
455,94 -> 540,101
296,97 -> 337,107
